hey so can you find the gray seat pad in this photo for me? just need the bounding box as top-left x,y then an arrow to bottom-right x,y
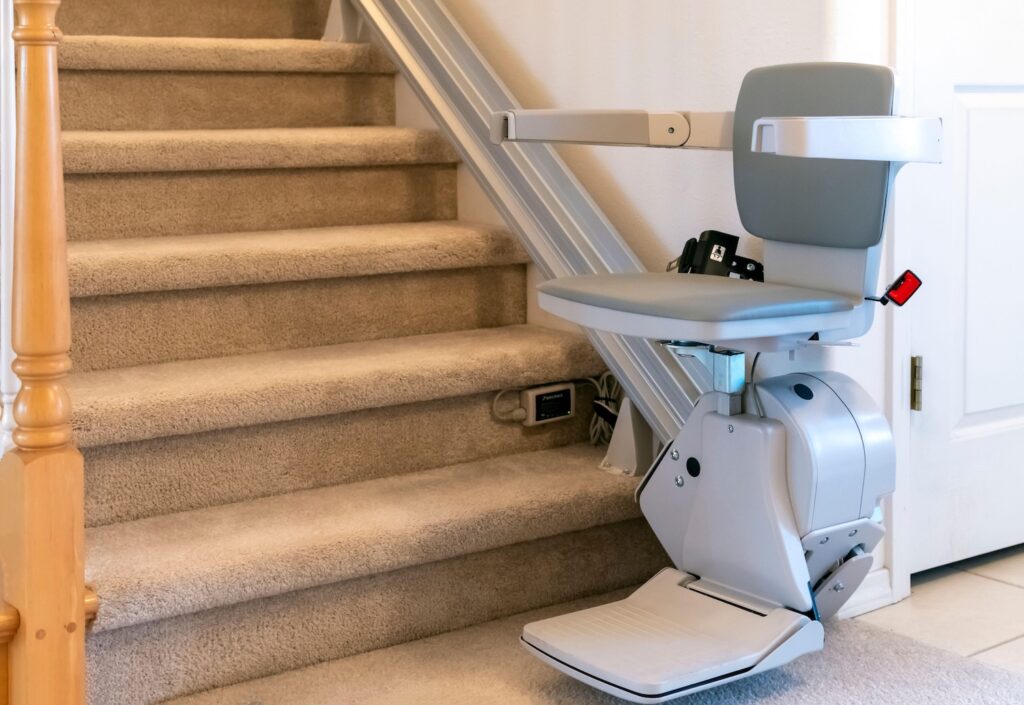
538,273 -> 858,323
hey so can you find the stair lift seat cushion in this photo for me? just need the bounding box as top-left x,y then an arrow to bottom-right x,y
538,272 -> 859,343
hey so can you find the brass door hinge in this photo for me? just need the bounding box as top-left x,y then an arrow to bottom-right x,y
910,355 -> 923,411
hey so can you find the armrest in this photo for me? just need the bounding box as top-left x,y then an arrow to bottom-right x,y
490,109 -> 734,150
751,116 -> 943,163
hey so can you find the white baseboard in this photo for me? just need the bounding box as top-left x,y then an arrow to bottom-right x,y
837,568 -> 897,619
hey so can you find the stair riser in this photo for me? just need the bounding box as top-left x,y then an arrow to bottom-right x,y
86,520 -> 666,705
58,0 -> 331,38
65,166 -> 457,241
71,265 -> 527,371
84,387 -> 597,527
61,72 -> 395,131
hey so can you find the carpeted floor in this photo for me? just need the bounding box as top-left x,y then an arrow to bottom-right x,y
166,589 -> 1024,705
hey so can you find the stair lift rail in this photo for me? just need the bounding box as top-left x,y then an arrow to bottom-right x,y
345,0 -> 715,443
492,62 -> 942,703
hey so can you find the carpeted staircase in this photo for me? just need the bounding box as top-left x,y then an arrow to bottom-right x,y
57,1 -> 666,703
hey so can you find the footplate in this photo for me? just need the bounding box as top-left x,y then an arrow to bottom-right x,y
521,569 -> 824,703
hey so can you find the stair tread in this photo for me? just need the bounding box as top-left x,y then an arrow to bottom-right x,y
69,221 -> 528,297
60,35 -> 395,74
69,325 -> 604,448
63,127 -> 459,174
87,443 -> 635,633
162,590 -> 628,705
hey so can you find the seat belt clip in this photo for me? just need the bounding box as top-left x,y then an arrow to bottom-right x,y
667,230 -> 764,281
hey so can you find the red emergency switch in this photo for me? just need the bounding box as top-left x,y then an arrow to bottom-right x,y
884,270 -> 922,306
866,269 -> 922,306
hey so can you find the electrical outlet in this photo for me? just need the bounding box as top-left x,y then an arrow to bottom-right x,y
520,383 -> 575,426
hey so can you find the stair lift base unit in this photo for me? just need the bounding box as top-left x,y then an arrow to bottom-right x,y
497,62 -> 939,700
521,374 -> 892,701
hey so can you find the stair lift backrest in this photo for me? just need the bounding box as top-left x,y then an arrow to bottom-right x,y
734,63 -> 897,341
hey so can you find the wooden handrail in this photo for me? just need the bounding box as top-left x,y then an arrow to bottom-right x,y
0,2 -> 86,704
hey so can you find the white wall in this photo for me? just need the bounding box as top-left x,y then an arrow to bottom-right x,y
444,0 -> 888,264
418,0 -> 894,403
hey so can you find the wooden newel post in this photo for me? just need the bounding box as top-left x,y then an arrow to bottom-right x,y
0,1 -> 86,704
10,0 -> 71,453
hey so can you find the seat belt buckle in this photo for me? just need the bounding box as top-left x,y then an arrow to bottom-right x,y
667,230 -> 764,281
866,269 -> 922,306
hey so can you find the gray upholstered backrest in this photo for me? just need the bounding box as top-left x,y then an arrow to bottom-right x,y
733,63 -> 895,249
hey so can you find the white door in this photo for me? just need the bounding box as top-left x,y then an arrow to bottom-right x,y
897,0 -> 1024,572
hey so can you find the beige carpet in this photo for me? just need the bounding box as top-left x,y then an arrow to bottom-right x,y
59,36 -> 395,131
166,590 -> 1024,705
56,4 -> 658,705
85,445 -> 641,633
58,0 -> 334,39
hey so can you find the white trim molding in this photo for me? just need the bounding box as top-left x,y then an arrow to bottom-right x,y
837,567 -> 895,619
323,0 -> 369,42
885,0 -> 920,606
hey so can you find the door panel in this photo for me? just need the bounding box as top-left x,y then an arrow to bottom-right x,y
898,0 -> 1024,572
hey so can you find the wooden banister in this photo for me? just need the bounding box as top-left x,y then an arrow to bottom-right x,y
0,2 -> 87,704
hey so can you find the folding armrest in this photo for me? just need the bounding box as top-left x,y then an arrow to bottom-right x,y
490,109 -> 734,149
751,116 -> 943,163
491,109 -> 942,165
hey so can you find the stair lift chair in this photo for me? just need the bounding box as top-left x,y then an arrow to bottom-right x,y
491,63 -> 942,701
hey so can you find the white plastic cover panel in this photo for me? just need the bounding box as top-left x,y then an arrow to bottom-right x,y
522,569 -> 814,700
756,372 -> 895,534
638,400 -> 813,612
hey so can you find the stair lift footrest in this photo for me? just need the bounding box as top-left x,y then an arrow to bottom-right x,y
521,569 -> 824,703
